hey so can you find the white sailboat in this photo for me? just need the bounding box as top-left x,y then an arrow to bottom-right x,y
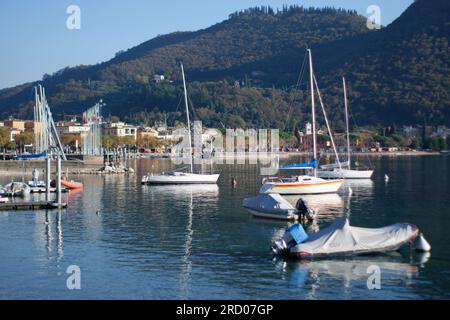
260,49 -> 344,195
317,77 -> 374,180
142,63 -> 220,185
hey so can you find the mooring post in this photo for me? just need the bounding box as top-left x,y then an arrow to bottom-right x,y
56,154 -> 62,206
46,156 -> 51,203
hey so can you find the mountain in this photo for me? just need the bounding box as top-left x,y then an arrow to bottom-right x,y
0,1 -> 449,130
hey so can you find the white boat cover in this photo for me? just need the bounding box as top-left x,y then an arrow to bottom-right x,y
290,217 -> 419,257
243,194 -> 297,215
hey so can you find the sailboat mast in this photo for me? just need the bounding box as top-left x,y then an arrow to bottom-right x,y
308,49 -> 317,177
181,63 -> 193,173
343,77 -> 351,170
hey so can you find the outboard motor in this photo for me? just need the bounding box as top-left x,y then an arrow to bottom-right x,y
295,198 -> 316,222
271,224 -> 309,256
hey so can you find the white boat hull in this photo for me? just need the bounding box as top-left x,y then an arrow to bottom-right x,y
260,176 -> 344,195
317,168 -> 373,179
143,173 -> 220,185
247,209 -> 299,221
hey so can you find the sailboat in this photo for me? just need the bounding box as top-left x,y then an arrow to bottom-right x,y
317,77 -> 374,179
260,49 -> 344,195
141,63 -> 221,185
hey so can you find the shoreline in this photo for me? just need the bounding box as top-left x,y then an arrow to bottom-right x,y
0,151 -> 442,175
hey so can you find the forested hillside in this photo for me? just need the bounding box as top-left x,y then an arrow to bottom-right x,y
0,0 -> 448,130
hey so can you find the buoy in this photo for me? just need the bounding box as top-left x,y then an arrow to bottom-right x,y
415,233 -> 431,252
231,177 -> 237,188
384,174 -> 389,182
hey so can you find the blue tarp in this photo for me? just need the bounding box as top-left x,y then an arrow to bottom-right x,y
279,160 -> 317,170
14,151 -> 48,159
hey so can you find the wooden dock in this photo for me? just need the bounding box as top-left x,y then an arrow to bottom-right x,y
0,201 -> 67,211
29,187 -> 69,194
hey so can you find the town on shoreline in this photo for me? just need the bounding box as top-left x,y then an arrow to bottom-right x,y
0,116 -> 448,161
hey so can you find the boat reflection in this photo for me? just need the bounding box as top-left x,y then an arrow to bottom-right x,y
344,179 -> 374,196
274,253 -> 429,292
143,184 -> 219,197
283,193 -> 345,220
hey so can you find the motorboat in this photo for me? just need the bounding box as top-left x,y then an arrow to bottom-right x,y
243,194 -> 315,221
28,168 -> 46,187
260,49 -> 343,195
141,63 -> 220,185
2,182 -> 31,197
272,217 -> 430,258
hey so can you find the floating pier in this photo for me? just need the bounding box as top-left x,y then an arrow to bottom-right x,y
0,201 -> 67,211
29,187 -> 69,194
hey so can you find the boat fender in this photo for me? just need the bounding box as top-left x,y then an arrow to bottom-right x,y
415,233 -> 431,252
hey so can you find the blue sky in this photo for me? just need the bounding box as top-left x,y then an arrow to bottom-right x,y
0,0 -> 413,89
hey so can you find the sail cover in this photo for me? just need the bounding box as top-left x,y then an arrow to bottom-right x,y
14,151 -> 48,159
290,217 -> 419,257
280,160 -> 317,170
242,194 -> 296,215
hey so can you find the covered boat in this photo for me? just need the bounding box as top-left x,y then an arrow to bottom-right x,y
243,194 -> 299,221
272,217 -> 428,258
243,194 -> 316,221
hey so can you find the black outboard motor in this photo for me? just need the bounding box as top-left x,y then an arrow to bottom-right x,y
295,198 -> 316,222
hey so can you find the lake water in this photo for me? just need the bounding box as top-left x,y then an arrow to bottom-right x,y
0,156 -> 449,300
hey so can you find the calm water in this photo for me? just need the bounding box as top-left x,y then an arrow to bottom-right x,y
0,156 -> 449,300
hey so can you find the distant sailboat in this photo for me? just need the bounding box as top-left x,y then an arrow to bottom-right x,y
260,49 -> 343,195
317,77 -> 374,180
142,63 -> 220,185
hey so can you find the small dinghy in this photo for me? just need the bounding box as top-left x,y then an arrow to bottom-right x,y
272,217 -> 429,258
2,182 -> 31,197
242,194 -> 315,221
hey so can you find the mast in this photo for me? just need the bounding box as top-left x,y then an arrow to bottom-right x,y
307,49 -> 317,176
343,77 -> 351,170
314,75 -> 341,170
181,63 -> 193,173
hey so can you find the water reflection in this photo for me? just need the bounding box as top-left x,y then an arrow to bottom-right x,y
274,253 -> 428,297
344,179 -> 374,196
284,194 -> 345,220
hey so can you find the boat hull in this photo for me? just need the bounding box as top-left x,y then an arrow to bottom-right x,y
246,208 -> 299,221
317,169 -> 374,179
144,173 -> 220,185
61,180 -> 83,190
260,178 -> 344,195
